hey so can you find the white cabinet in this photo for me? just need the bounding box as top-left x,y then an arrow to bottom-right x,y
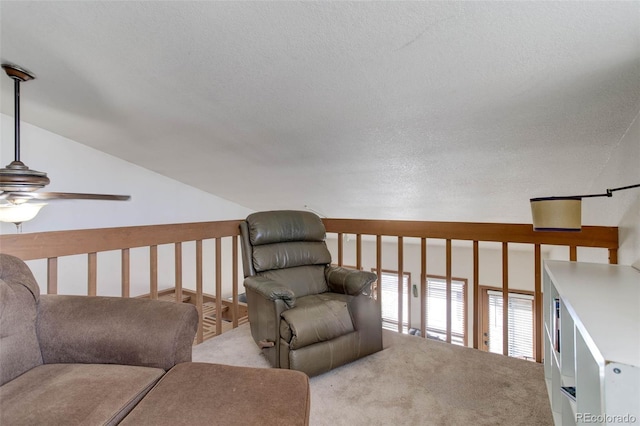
543,261 -> 640,425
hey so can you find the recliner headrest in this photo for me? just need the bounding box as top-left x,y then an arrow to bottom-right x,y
246,210 -> 326,246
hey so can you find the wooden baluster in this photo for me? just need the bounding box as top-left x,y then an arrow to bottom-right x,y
609,248 -> 618,265
150,245 -> 158,300
446,239 -> 452,343
337,233 -> 343,266
356,234 -> 362,270
472,241 -> 479,349
88,252 -> 97,296
420,238 -> 427,339
196,240 -> 203,344
121,248 -> 130,298
232,236 -> 239,328
174,242 -> 182,303
569,246 -> 577,262
375,235 -> 382,303
397,236 -> 404,334
502,242 -> 509,357
47,257 -> 58,295
534,244 -> 542,363
215,238 -> 223,336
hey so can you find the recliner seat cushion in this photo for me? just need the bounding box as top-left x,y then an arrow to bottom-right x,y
0,363 -> 165,426
280,293 -> 354,350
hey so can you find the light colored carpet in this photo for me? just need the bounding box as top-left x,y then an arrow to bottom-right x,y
192,324 -> 553,426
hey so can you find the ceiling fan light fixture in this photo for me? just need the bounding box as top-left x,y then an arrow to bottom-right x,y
0,202 -> 46,225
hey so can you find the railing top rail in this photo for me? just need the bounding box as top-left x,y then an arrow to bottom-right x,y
0,218 -> 618,261
0,220 -> 243,260
322,219 -> 618,249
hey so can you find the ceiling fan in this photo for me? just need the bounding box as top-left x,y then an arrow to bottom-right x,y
0,63 -> 130,225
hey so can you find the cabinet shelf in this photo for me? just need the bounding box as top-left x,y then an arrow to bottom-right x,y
543,261 -> 640,426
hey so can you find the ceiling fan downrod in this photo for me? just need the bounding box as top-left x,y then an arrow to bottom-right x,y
0,63 -> 50,193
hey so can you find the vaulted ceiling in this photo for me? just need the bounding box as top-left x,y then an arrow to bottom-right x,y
1,1 -> 639,223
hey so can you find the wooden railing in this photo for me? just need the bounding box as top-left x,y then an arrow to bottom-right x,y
0,219 -> 618,360
0,220 -> 244,344
322,219 -> 618,362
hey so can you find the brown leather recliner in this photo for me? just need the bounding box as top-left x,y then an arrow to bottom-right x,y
240,210 -> 383,377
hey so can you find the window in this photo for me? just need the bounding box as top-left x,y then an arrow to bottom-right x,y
424,277 -> 466,346
378,271 -> 410,333
483,289 -> 534,361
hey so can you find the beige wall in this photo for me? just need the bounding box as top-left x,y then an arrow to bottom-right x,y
584,111 -> 640,267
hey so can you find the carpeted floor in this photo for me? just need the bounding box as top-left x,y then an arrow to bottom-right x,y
192,324 -> 553,426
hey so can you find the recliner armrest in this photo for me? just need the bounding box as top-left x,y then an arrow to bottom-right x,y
36,295 -> 198,371
244,276 -> 297,308
325,266 -> 377,296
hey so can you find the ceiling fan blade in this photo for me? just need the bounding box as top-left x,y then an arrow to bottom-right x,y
6,192 -> 131,201
29,192 -> 131,201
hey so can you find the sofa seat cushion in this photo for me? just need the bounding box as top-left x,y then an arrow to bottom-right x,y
120,362 -> 310,426
0,363 -> 164,426
280,292 -> 354,350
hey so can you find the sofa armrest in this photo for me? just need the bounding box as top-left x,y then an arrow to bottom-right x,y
36,295 -> 198,371
325,266 -> 377,296
244,276 -> 296,308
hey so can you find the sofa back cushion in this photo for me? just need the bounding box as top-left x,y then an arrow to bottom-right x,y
0,254 -> 43,386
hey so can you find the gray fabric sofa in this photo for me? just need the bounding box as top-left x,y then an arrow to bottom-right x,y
1,252 -> 312,425
0,253 -> 198,425
240,210 -> 383,377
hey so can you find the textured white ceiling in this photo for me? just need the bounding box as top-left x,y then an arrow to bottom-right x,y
1,1 -> 639,223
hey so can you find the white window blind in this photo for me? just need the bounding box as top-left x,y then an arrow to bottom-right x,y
380,271 -> 409,333
487,290 -> 534,360
424,278 -> 466,346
